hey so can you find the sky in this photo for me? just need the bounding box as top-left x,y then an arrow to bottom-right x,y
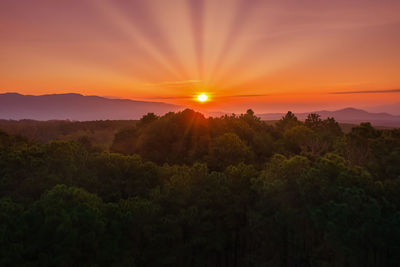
1,0 -> 400,113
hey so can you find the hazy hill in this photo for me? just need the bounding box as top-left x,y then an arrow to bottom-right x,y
366,103 -> 400,116
0,93 -> 182,120
1,93 -> 399,127
258,108 -> 400,127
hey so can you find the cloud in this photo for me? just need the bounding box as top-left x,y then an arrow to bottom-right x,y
137,94 -> 270,100
143,80 -> 202,88
229,94 -> 270,98
329,89 -> 400,94
139,96 -> 192,100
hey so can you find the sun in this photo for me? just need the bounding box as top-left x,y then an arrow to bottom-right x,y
197,93 -> 208,102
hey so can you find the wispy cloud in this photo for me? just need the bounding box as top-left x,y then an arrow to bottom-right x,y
143,80 -> 202,88
138,96 -> 192,100
136,94 -> 270,100
329,89 -> 400,94
229,94 -> 270,98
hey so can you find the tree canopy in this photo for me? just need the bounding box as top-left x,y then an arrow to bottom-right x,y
0,110 -> 399,266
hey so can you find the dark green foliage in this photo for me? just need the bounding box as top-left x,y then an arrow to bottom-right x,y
111,109 -> 274,166
112,109 -> 210,164
0,119 -> 137,150
276,111 -> 301,132
208,133 -> 253,170
0,110 -> 399,266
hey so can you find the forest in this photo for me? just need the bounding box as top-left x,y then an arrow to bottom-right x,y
1,109 -> 400,266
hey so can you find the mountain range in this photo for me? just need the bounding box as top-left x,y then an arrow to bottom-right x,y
0,93 -> 182,120
258,108 -> 400,127
365,103 -> 400,116
1,93 -> 399,127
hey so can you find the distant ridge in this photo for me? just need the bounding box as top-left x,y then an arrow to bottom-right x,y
1,93 -> 400,127
0,93 -> 183,121
258,108 -> 400,127
366,103 -> 400,116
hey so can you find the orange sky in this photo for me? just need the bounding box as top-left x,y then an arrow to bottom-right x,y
1,0 -> 400,113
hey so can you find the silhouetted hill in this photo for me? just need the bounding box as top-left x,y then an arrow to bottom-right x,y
0,93 -> 183,120
258,108 -> 400,127
366,103 -> 400,116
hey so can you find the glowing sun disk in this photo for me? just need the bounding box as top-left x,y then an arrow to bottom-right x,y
197,93 -> 208,102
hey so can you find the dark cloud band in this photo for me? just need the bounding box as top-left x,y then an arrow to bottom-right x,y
137,94 -> 270,100
330,89 -> 400,94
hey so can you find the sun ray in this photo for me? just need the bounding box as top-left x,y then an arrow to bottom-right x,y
186,0 -> 206,80
208,0 -> 262,84
92,0 -> 187,81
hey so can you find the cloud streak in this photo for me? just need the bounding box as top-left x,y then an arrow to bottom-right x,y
138,96 -> 192,100
228,94 -> 270,98
329,89 -> 400,94
137,93 -> 270,100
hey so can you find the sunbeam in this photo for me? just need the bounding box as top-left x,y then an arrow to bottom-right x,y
186,0 -> 206,80
92,0 -> 187,81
